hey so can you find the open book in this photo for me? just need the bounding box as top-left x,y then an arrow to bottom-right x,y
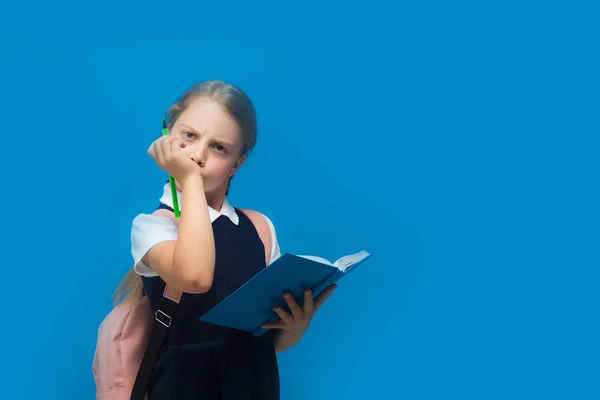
199,250 -> 371,335
297,250 -> 371,272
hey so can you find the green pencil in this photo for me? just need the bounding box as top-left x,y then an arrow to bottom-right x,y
162,118 -> 181,218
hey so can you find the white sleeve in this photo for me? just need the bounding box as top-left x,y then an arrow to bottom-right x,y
130,214 -> 178,277
263,215 -> 282,265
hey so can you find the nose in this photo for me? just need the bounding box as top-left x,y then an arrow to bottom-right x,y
190,142 -> 208,167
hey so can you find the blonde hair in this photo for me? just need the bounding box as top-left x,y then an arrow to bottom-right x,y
112,80 -> 258,306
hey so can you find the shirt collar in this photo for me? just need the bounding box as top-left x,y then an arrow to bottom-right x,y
158,183 -> 239,225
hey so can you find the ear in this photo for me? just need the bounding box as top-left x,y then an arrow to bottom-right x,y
230,154 -> 246,177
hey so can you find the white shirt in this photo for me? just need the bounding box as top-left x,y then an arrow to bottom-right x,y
131,183 -> 281,277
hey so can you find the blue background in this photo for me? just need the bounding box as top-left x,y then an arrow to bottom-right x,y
0,1 -> 598,398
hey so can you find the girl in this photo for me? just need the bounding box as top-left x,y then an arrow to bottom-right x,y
113,80 -> 337,399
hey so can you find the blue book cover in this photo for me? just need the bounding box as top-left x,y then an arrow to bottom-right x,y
199,250 -> 371,335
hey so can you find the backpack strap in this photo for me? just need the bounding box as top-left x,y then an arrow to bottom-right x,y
131,207 -> 183,400
130,289 -> 180,400
131,205 -> 273,400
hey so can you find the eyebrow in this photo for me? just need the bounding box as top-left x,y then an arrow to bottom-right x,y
180,123 -> 235,148
180,123 -> 203,135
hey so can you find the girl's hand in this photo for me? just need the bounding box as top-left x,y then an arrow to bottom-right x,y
147,136 -> 202,187
262,284 -> 337,351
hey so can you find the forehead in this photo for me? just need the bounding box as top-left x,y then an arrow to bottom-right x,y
176,97 -> 241,140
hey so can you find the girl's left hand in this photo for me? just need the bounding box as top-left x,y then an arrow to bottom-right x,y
261,284 -> 337,345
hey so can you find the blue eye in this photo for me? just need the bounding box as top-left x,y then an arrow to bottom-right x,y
183,131 -> 196,139
213,144 -> 227,153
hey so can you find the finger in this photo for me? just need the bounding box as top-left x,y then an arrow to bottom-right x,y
273,305 -> 294,325
147,142 -> 156,160
170,138 -> 185,154
160,136 -> 173,161
302,288 -> 314,314
283,292 -> 303,320
314,284 -> 337,310
153,140 -> 165,165
261,320 -> 287,330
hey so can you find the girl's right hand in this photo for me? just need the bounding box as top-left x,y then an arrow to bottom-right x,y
147,135 -> 202,186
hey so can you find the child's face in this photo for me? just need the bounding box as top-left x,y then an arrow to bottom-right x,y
170,96 -> 245,196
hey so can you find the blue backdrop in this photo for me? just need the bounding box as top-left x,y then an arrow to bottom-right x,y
0,1 -> 598,399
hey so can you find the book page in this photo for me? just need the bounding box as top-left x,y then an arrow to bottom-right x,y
296,255 -> 334,266
334,250 -> 370,272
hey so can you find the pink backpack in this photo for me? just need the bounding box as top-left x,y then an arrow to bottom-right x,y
92,208 -> 273,400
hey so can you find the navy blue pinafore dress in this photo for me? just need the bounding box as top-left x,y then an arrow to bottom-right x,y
141,205 -> 280,399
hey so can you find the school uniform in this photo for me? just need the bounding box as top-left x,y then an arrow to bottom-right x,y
131,184 -> 282,399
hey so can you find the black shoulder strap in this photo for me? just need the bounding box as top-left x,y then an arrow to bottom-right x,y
130,294 -> 179,399
131,202 -> 182,400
